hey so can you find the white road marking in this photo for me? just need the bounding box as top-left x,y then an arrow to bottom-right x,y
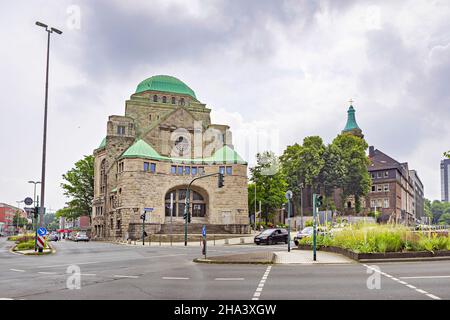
36,253 -> 187,269
10,269 -> 25,272
113,275 -> 139,279
38,272 -> 57,275
252,265 -> 272,300
80,273 -> 96,276
363,264 -> 441,300
0,298 -> 13,300
400,275 -> 450,279
214,278 -> 244,281
162,277 -> 190,280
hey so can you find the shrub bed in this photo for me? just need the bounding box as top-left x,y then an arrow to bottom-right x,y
299,223 -> 450,254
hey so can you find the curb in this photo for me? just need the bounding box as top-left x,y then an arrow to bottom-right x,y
193,258 -> 273,265
9,242 -> 56,256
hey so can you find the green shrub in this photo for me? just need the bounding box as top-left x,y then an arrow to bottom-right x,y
14,240 -> 36,251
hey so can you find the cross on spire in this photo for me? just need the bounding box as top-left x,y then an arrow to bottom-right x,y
349,98 -> 354,105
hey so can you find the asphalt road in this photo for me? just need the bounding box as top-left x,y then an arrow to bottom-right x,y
1,237 -> 449,300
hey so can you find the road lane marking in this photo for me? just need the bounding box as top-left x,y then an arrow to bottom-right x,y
80,273 -> 96,276
400,275 -> 450,279
252,266 -> 272,300
113,275 -> 139,278
162,277 -> 190,280
363,264 -> 441,300
10,269 -> 25,272
36,254 -> 188,269
38,272 -> 57,275
214,278 -> 244,281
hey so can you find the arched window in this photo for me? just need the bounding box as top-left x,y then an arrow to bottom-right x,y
171,97 -> 176,104
162,96 -> 167,103
180,98 -> 185,106
347,201 -> 352,209
165,189 -> 206,218
153,95 -> 158,102
149,114 -> 152,122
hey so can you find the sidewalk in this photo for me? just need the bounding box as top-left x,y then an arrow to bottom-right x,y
111,234 -> 257,247
273,250 -> 355,264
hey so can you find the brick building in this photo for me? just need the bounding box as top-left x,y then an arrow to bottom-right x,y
0,203 -> 26,235
92,75 -> 249,240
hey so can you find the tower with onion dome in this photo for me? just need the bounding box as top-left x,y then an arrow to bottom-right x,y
342,103 -> 364,139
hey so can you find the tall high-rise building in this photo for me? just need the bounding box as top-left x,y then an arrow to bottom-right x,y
441,159 -> 450,202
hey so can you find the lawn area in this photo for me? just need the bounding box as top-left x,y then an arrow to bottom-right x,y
299,223 -> 450,254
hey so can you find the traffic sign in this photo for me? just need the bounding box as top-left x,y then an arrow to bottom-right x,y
24,197 -> 33,206
37,235 -> 45,249
202,225 -> 206,238
37,227 -> 47,236
144,207 -> 153,212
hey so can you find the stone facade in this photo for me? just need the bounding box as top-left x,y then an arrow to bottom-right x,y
92,75 -> 249,240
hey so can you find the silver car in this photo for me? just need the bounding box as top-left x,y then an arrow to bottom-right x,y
74,232 -> 89,242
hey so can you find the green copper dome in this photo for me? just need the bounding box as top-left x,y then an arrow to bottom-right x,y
343,105 -> 361,132
135,75 -> 197,100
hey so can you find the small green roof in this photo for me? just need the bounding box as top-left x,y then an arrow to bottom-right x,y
207,145 -> 246,164
121,139 -> 164,160
98,137 -> 106,149
135,75 -> 197,100
120,139 -> 246,164
343,105 -> 361,132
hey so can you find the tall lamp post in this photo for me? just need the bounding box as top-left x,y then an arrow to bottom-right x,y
35,21 -> 62,230
28,181 -> 41,207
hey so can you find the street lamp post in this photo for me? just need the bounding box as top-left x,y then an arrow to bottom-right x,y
299,183 -> 304,230
35,22 -> 62,233
28,181 -> 41,207
285,191 -> 293,252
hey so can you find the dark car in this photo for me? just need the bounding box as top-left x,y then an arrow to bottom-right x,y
254,228 -> 288,245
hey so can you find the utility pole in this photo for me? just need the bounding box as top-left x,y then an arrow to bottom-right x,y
285,191 -> 293,252
35,22 -> 62,237
300,183 -> 304,230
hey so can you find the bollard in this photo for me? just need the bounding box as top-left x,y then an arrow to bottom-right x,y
159,233 -> 162,246
240,237 -> 245,244
224,238 -> 229,245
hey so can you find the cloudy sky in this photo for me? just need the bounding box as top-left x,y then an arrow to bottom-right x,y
1,0 -> 449,211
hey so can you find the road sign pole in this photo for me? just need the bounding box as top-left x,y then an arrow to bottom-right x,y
313,194 -> 317,261
288,199 -> 291,252
142,212 -> 145,246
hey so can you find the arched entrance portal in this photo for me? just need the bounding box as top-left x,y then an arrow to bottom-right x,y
165,188 -> 207,220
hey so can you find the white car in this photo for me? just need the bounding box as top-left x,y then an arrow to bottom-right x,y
74,232 -> 90,242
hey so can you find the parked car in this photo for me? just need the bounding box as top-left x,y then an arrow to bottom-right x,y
294,226 -> 330,245
49,233 -> 59,241
294,227 -> 313,245
74,232 -> 89,242
254,228 -> 288,245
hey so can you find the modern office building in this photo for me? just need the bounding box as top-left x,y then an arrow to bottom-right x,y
441,159 -> 450,202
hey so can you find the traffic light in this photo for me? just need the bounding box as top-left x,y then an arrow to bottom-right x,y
183,210 -> 191,223
140,213 -> 146,221
315,195 -> 323,208
34,207 -> 39,219
218,173 -> 224,188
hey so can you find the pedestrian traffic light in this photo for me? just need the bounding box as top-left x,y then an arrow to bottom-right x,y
315,195 -> 323,208
218,173 -> 224,188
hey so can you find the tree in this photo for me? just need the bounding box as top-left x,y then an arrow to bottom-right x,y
13,211 -> 28,229
438,213 -> 450,225
60,155 -> 94,223
330,134 -> 371,213
444,151 -> 450,159
250,151 -> 288,224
